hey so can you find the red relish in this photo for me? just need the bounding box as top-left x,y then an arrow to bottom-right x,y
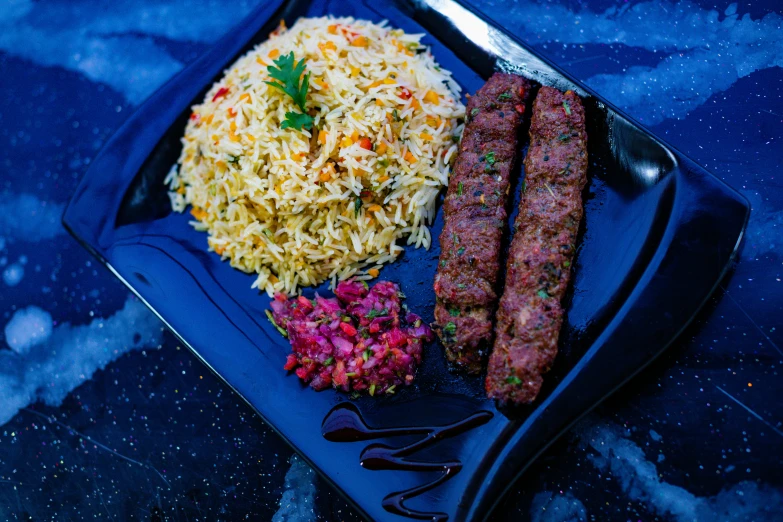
269,279 -> 433,395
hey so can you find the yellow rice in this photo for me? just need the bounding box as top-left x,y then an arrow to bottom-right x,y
167,16 -> 465,295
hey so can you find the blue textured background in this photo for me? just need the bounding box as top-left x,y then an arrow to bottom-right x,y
1,1 -> 781,520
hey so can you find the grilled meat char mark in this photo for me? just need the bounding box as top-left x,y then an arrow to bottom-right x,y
433,73 -> 531,373
486,87 -> 587,404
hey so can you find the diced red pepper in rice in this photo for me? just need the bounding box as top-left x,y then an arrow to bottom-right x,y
212,87 -> 230,102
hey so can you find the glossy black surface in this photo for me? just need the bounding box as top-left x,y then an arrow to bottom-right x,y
322,402 -> 494,521
63,0 -> 749,520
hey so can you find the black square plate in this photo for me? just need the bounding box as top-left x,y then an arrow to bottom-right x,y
63,0 -> 749,520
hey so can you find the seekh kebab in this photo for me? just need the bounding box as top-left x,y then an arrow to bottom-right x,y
486,87 -> 588,404
433,73 -> 531,373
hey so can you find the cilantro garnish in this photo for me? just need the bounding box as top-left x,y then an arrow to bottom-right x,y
505,375 -> 522,385
265,52 -> 313,131
281,111 -> 314,131
366,308 -> 389,318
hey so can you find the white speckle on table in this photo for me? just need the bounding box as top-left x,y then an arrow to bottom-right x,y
530,491 -> 587,522
0,295 -> 163,427
2,262 -> 24,286
581,422 -> 783,520
4,306 -> 52,354
483,1 -> 783,125
0,193 -> 65,243
0,0 -> 256,104
272,455 -> 318,522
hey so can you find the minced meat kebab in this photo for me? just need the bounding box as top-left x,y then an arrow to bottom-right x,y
486,87 -> 588,404
432,73 -> 531,373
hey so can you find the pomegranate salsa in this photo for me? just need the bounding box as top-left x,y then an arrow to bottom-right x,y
268,280 -> 433,395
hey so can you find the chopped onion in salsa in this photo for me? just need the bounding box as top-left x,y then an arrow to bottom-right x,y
269,279 -> 433,395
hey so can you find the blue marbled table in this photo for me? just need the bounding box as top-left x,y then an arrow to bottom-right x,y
1,1 -> 781,520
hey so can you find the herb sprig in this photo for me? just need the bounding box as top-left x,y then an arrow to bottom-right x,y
265,52 -> 314,131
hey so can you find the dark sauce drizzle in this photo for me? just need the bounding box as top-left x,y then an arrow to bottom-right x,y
322,402 -> 493,521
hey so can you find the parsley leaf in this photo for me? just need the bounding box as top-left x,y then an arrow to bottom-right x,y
265,52 -> 310,111
354,196 -> 362,217
498,91 -> 512,101
505,375 -> 522,385
485,151 -> 496,165
265,52 -> 313,131
281,111 -> 314,131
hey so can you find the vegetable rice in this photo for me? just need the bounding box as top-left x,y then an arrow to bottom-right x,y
167,16 -> 465,295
